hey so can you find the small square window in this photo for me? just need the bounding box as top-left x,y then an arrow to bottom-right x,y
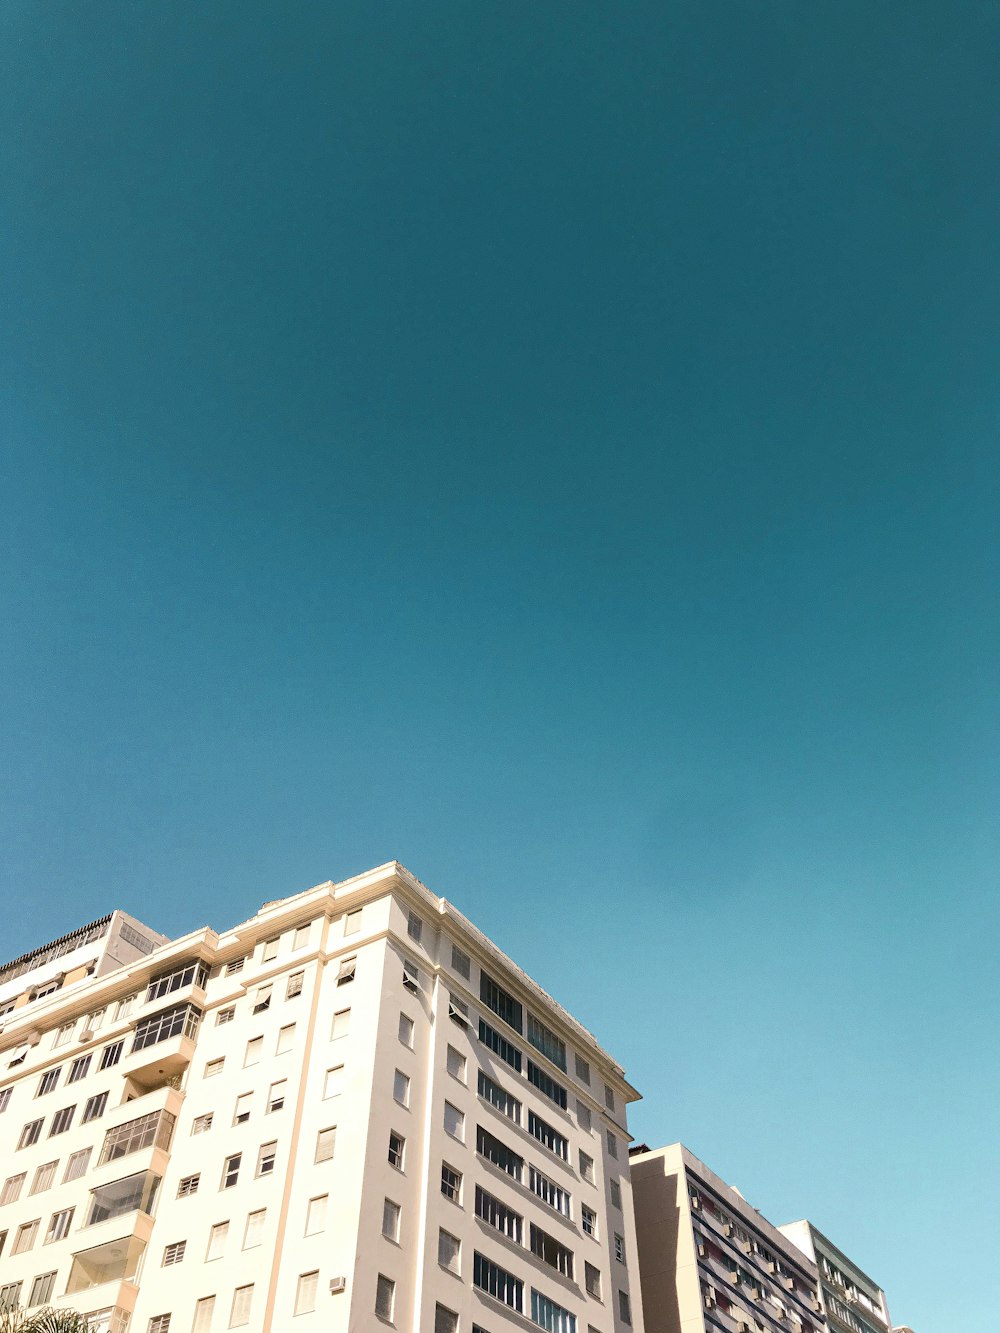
206,1057 -> 225,1078
446,1045 -> 466,1083
267,1080 -> 286,1113
226,956 -> 246,975
162,1240 -> 186,1266
435,1304 -> 458,1333
344,908 -> 362,935
192,1113 -> 213,1136
337,957 -> 357,986
148,1316 -> 171,1333
252,984 -> 272,1014
36,1068 -> 60,1097
216,1006 -> 235,1026
393,1069 -> 410,1107
262,937 -> 279,962
256,1141 -> 277,1177
382,1197 -> 400,1242
177,1174 -> 200,1197
286,972 -> 304,1000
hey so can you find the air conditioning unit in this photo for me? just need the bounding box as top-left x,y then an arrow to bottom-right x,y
691,1196 -> 702,1210
329,1277 -> 347,1295
79,1028 -> 94,1042
705,1297 -> 716,1309
697,1243 -> 707,1257
768,1261 -> 779,1275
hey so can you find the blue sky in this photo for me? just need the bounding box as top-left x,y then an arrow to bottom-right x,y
2,5 -> 997,1328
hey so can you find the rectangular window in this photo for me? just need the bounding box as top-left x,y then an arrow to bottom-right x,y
315,1126 -> 336,1163
64,1149 -> 91,1183
36,1068 -> 60,1097
13,1220 -> 39,1254
162,1240 -> 186,1266
325,1065 -> 345,1099
337,957 -> 356,985
286,971 -> 304,999
585,1262 -> 601,1298
387,1131 -> 405,1169
276,1024 -> 296,1054
0,1284 -> 21,1312
527,1014 -> 567,1071
473,1252 -> 523,1313
475,1184 -> 523,1243
606,1130 -> 618,1159
19,1118 -> 43,1148
226,956 -> 246,975
148,1316 -> 171,1333
618,1291 -> 632,1325
397,1013 -> 413,1047
443,1101 -> 464,1140
49,1104 -> 76,1135
393,1070 -> 409,1107
30,1161 -> 57,1195
529,1166 -> 571,1217
614,1233 -> 625,1263
192,1297 -> 215,1333
438,1228 -> 460,1273
221,1154 -> 241,1190
192,1113 -> 213,1136
305,1195 -> 327,1236
441,1163 -> 462,1203
344,909 -> 361,935
256,1142 -> 276,1177
251,984 -> 272,1015
82,1091 -> 108,1123
100,1039 -> 124,1070
446,1045 -> 466,1082
478,1019 -> 522,1072
293,922 -> 311,950
295,1271 -> 318,1316
230,1283 -> 253,1327
28,1271 -> 56,1307
46,1207 -> 74,1242
574,1053 -> 590,1084
579,1151 -> 595,1183
530,1224 -> 575,1279
448,994 -> 470,1025
331,1008 -> 351,1040
407,910 -> 423,944
0,1087 -> 10,1113
54,1022 -> 74,1047
477,1069 -> 521,1122
435,1306 -> 458,1333
609,1179 -> 622,1209
233,1093 -> 252,1125
132,1003 -> 202,1051
604,1084 -> 615,1112
206,1221 -> 229,1261
244,1038 -> 263,1068
375,1274 -> 395,1321
581,1205 -> 597,1238
99,1109 -> 176,1164
216,1006 -> 235,1027
243,1209 -> 266,1249
146,961 -> 209,1003
382,1197 -> 400,1241
476,1125 -> 523,1182
451,944 -> 471,978
262,937 -> 279,962
529,1110 -> 568,1161
68,1055 -> 92,1083
115,993 -> 138,1020
480,971 -> 523,1032
85,1007 -> 105,1033
531,1288 -> 577,1333
0,1173 -> 25,1205
402,958 -> 419,992
86,1170 -> 160,1224
177,1174 -> 200,1197
527,1061 -> 568,1110
576,1099 -> 591,1133
267,1081 -> 286,1113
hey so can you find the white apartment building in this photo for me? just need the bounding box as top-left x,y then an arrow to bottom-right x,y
777,1223 -> 898,1333
0,861 -> 644,1333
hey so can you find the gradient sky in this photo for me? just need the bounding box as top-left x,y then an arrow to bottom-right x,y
2,5 -> 997,1329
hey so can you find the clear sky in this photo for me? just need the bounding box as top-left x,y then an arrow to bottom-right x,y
2,4 -> 996,1329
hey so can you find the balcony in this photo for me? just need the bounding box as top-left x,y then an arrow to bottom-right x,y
65,1233 -> 147,1296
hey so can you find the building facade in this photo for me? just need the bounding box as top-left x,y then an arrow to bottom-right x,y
0,862 -> 644,1333
777,1223 -> 895,1333
629,1144 -> 826,1333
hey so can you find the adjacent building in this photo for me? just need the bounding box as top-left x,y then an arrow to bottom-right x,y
777,1223 -> 894,1333
0,861 -> 644,1333
629,1144 -> 826,1333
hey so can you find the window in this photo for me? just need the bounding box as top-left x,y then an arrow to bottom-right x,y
344,909 -> 362,935
8,1044 -> 29,1067
315,1126 -> 336,1163
581,1205 -> 597,1238
325,1065 -> 345,1099
331,1008 -> 351,1040
580,1151 -> 595,1183
388,1131 -> 405,1169
575,1054 -> 591,1084
382,1198 -> 400,1241
206,1221 -> 228,1261
243,1210 -> 266,1249
148,1317 -> 171,1333
177,1174 -> 200,1198
0,1283 -> 20,1311
337,957 -> 356,985
13,1220 -> 39,1254
286,971 -> 304,1000
451,944 -> 471,978
476,1125 -> 523,1182
221,1154 -> 241,1189
614,1233 -> 625,1263
226,956 -> 246,975
45,1205 -> 73,1242
531,1289 -> 577,1333
233,1093 -> 252,1126
477,1070 -> 521,1122
295,1271 -> 319,1316
293,922 -> 311,950
407,910 -> 423,944
244,1038 -> 262,1068
82,1091 -> 108,1123
398,1013 -> 413,1047
162,1240 -> 186,1266
527,1061 -> 568,1110
527,1014 -> 567,1071
604,1084 -> 615,1112
64,1149 -> 91,1183
100,1039 -> 124,1070
99,1109 -> 175,1164
0,1173 -> 25,1205
216,1006 -> 235,1026
441,1163 -> 462,1203
132,1003 -> 202,1051
375,1274 -> 395,1322
115,993 -> 139,1020
54,1022 -> 74,1048
49,1104 -> 76,1135
576,1100 -> 592,1133
0,1087 -> 10,1112
252,985 -> 272,1015
86,1170 -> 160,1224
30,1161 -> 57,1195
609,1180 -> 621,1209
480,971 -> 523,1032
267,1081 -> 286,1113
36,1068 -> 60,1097
475,1185 -> 522,1242
305,1195 -> 327,1235
192,1113 -> 214,1136
146,961 -> 209,1003
531,1224 -> 574,1278
276,1024 -> 296,1054
473,1253 -> 523,1313
618,1291 -> 632,1325
448,994 -> 470,1025
478,1020 -> 522,1072
28,1271 -> 56,1307
19,1118 -> 43,1148
230,1283 -> 254,1327
438,1228 -> 460,1273
193,1297 -> 215,1333
393,1070 -> 410,1107
68,1055 -> 92,1083
256,1142 -> 276,1177
606,1131 -> 618,1160
529,1166 -> 571,1217
443,1101 -> 464,1140
262,937 -> 279,962
402,958 -> 419,993
435,1306 -> 458,1333
529,1110 -> 568,1161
